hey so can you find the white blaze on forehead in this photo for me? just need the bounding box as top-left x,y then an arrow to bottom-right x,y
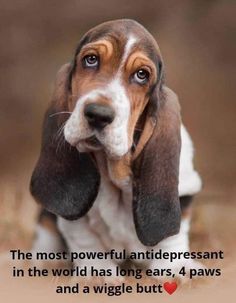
100,35 -> 138,156
119,35 -> 137,70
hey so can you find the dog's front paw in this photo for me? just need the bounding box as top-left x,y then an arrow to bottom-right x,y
150,259 -> 206,283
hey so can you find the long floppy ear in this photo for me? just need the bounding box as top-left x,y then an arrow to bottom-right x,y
30,64 -> 100,220
132,86 -> 181,246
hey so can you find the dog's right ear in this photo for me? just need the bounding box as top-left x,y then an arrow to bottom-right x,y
132,86 -> 181,246
30,64 -> 100,220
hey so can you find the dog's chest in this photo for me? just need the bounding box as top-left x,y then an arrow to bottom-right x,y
87,177 -> 137,247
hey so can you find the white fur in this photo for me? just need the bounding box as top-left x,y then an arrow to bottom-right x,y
119,35 -> 136,67
31,225 -> 64,254
64,35 -> 137,158
179,125 -> 202,196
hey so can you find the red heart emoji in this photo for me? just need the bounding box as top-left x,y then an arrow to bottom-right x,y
164,282 -> 177,295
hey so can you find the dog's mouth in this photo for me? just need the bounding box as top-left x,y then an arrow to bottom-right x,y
83,135 -> 103,150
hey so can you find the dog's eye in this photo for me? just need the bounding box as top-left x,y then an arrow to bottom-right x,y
133,69 -> 150,84
83,54 -> 99,68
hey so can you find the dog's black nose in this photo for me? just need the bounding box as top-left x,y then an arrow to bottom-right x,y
84,103 -> 115,130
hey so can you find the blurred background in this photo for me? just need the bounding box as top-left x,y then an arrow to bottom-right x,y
0,0 -> 235,278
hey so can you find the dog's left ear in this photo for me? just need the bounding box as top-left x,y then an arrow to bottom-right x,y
132,86 -> 181,246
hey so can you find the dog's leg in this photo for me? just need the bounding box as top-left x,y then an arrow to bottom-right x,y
149,197 -> 204,281
32,209 -> 65,254
57,216 -> 123,283
30,210 -> 66,268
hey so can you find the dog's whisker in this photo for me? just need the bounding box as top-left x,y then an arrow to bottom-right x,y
49,111 -> 72,118
52,122 -> 66,145
134,127 -> 143,132
132,141 -> 137,150
56,123 -> 66,139
56,136 -> 64,155
55,123 -> 67,153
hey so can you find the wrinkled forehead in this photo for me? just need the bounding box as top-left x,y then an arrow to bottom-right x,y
75,20 -> 162,67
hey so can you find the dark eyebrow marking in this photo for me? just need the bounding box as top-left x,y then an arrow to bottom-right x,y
75,27 -> 112,56
68,28 -> 113,91
74,35 -> 91,57
141,41 -> 163,83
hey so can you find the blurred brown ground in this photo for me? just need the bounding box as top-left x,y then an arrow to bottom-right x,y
0,0 -> 235,300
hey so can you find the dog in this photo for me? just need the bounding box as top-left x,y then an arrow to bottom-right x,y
30,19 -> 202,280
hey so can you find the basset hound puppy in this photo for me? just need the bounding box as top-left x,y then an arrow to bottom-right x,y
30,19 -> 202,278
